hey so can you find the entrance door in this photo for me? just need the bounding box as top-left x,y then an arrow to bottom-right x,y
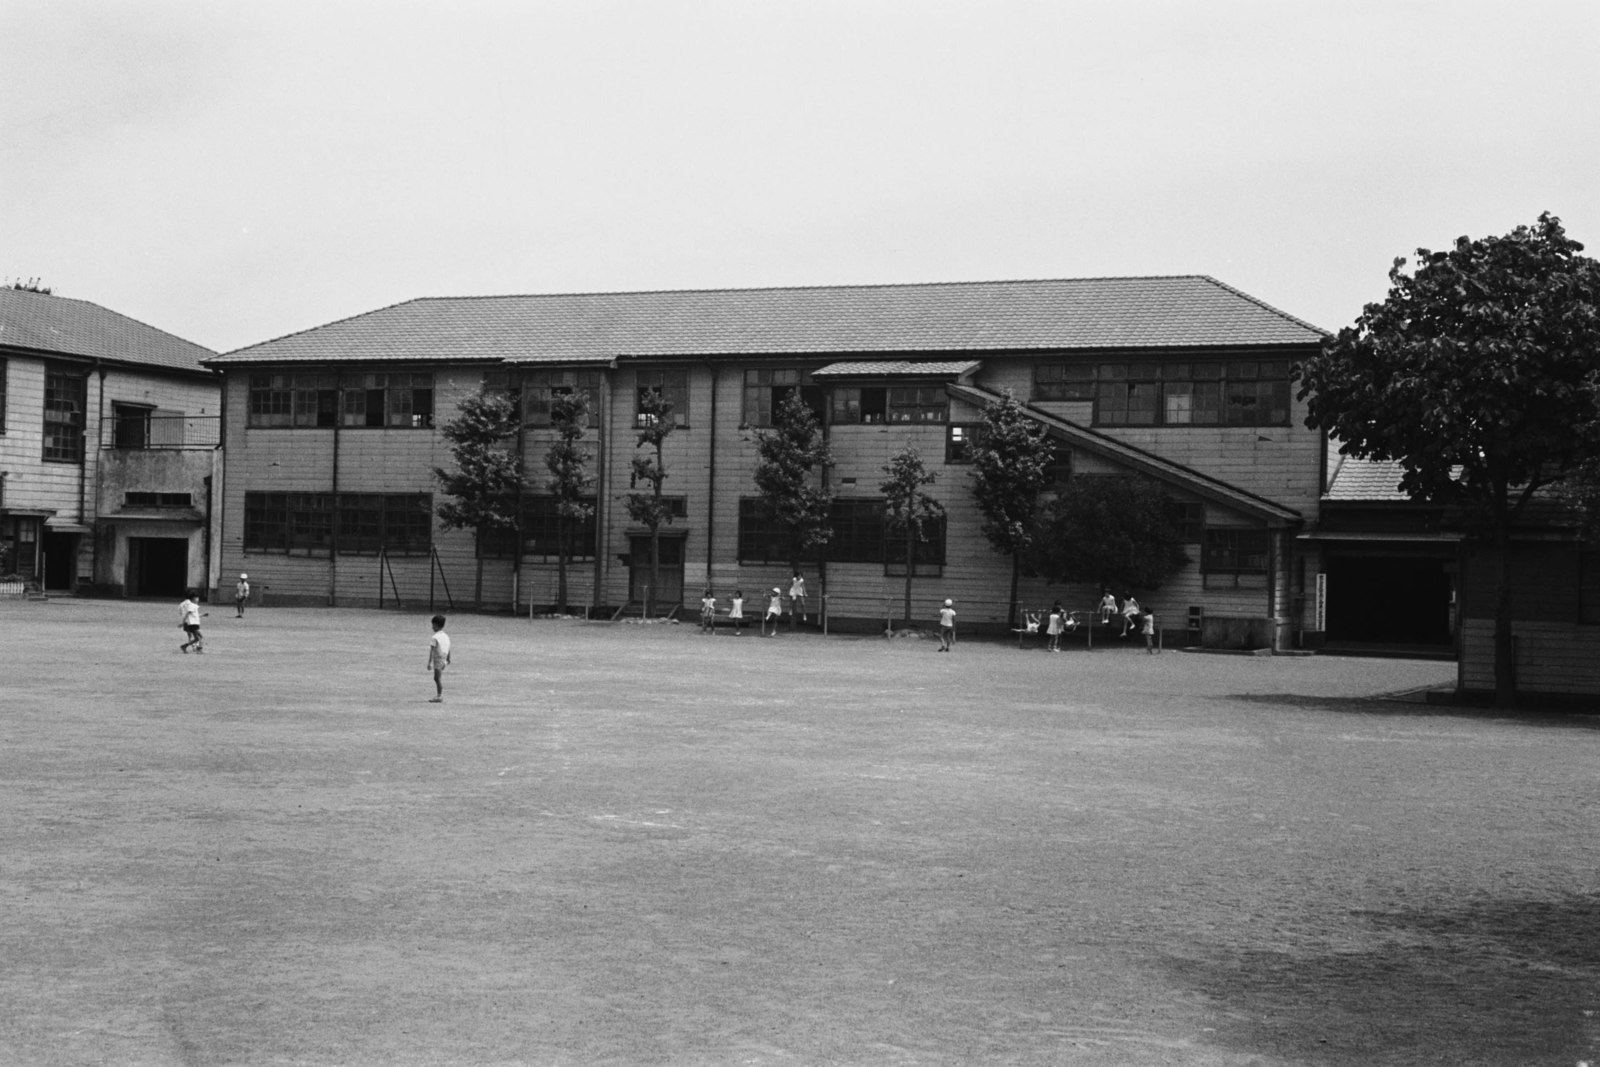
43,532 -> 79,591
127,537 -> 189,598
628,534 -> 684,609
1325,555 -> 1452,645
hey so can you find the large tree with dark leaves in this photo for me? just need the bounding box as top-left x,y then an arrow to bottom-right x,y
1295,213 -> 1600,707
752,389 -> 834,573
1024,475 -> 1188,595
967,389 -> 1054,629
434,386 -> 523,611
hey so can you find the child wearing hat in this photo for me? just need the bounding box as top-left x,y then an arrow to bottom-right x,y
938,598 -> 956,652
234,573 -> 250,617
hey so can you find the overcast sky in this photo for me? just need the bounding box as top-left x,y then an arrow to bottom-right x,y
4,1 -> 1597,354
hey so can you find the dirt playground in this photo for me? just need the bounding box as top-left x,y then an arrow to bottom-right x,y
2,599 -> 1595,1065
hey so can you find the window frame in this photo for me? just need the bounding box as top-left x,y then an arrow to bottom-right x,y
1033,360 -> 1292,428
43,364 -> 88,464
635,368 -> 689,429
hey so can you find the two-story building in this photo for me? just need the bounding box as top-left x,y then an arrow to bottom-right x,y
0,287 -> 220,597
204,277 -> 1331,645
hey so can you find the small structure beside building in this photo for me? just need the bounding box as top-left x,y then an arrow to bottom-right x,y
0,287 -> 220,598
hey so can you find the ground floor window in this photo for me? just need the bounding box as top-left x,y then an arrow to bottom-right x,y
244,492 -> 431,556
1202,527 -> 1269,589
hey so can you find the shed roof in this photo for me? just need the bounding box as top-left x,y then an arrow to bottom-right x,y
207,276 -> 1327,367
0,287 -> 215,374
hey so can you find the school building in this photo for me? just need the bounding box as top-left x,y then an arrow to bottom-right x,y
203,276 -> 1341,646
0,286 -> 220,598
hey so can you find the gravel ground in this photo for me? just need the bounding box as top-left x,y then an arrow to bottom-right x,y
2,599 -> 1595,1066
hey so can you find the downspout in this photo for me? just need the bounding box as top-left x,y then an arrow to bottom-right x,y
704,358 -> 717,583
512,370 -> 524,614
592,365 -> 613,613
330,367 -> 341,606
819,381 -> 831,620
90,362 -> 105,592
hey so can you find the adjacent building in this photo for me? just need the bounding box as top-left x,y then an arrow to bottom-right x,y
0,287 -> 220,597
202,276 -> 1335,645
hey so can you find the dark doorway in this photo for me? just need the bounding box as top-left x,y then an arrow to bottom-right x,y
628,534 -> 684,609
128,537 -> 189,598
1325,555 -> 1452,646
42,532 -> 80,591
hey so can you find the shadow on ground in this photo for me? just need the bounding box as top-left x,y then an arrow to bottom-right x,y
1223,691 -> 1600,730
1165,892 -> 1600,1065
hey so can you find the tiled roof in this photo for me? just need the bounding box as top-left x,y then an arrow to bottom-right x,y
0,287 -> 215,374
812,359 -> 981,378
207,276 -> 1328,366
1324,456 -> 1412,502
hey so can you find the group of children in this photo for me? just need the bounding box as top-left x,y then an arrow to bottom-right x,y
1019,594 -> 1159,653
699,572 -> 810,637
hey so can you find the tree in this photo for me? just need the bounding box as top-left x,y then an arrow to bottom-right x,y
1023,475 -> 1188,594
967,389 -> 1055,629
880,445 -> 946,628
1295,212 -> 1600,708
434,386 -> 524,611
752,388 -> 834,585
625,389 -> 677,616
545,390 -> 595,615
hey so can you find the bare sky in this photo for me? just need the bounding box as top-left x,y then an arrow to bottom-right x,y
4,1 -> 1597,354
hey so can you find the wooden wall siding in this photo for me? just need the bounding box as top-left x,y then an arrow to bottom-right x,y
1460,543 -> 1579,621
1459,618 -> 1600,696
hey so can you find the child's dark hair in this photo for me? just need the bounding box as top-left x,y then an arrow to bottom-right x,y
431,614 -> 446,629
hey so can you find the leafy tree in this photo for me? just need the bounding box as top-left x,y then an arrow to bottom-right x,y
625,389 -> 677,616
545,390 -> 595,614
967,389 -> 1055,628
434,386 -> 524,611
880,446 -> 946,628
752,388 -> 834,580
1023,475 -> 1188,594
1295,212 -> 1600,707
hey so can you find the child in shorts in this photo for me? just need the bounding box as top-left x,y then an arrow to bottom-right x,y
938,598 -> 956,652
178,590 -> 207,653
427,615 -> 452,702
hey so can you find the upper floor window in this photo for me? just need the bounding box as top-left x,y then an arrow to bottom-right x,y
43,365 -> 87,463
635,369 -> 688,429
742,369 -> 825,428
945,424 -> 980,464
523,369 -> 601,428
125,491 -> 194,508
248,372 -> 433,429
112,404 -> 153,449
1033,361 -> 1291,427
343,373 -> 434,429
831,385 -> 948,425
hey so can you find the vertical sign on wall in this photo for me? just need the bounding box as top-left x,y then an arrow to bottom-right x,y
1315,572 -> 1327,633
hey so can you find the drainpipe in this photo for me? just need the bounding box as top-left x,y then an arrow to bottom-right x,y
704,358 -> 717,584
329,367 -> 341,606
592,366 -> 613,614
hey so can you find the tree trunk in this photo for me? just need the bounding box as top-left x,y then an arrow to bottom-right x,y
901,532 -> 914,625
473,533 -> 484,613
649,527 -> 660,618
556,521 -> 569,615
1007,553 -> 1021,631
1492,515 -> 1516,709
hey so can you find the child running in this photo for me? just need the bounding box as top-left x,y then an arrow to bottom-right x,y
427,614 -> 452,702
178,590 -> 207,653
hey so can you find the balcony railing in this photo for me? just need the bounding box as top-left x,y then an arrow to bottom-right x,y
100,413 -> 220,451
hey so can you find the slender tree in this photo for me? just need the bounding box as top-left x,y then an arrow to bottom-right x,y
1295,212 -> 1600,707
1023,475 -> 1188,594
753,389 -> 834,598
434,386 -> 523,611
880,445 -> 946,628
967,389 -> 1055,629
625,389 -> 677,616
545,390 -> 595,614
